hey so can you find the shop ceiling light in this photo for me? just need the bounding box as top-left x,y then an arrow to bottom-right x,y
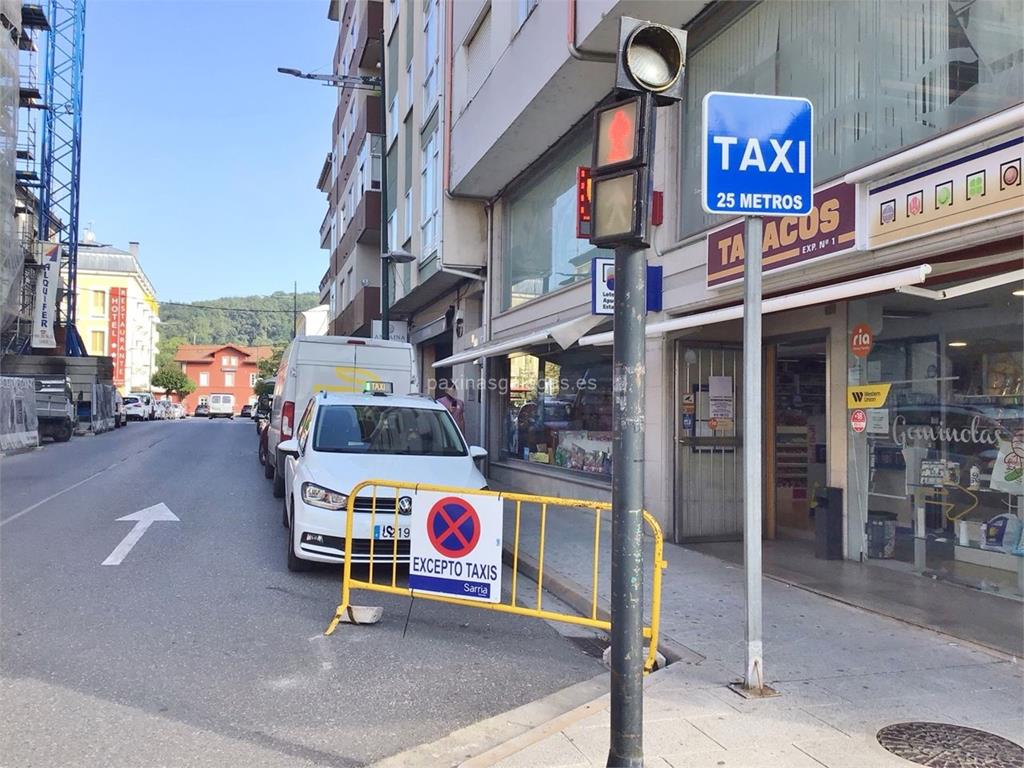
948,341 -> 968,348
1013,289 -> 1024,297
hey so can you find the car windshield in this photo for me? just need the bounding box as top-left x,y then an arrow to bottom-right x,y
312,404 -> 467,456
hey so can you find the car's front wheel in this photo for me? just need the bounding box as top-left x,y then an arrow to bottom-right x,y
286,499 -> 309,572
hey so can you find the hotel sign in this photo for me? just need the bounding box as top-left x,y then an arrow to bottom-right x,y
108,287 -> 128,386
706,182 -> 857,287
867,133 -> 1022,249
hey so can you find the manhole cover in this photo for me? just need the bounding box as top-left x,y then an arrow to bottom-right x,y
876,722 -> 1024,768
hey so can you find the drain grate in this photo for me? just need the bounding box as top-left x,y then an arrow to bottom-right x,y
876,722 -> 1024,768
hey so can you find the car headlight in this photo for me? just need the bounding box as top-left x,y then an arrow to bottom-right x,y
301,483 -> 349,510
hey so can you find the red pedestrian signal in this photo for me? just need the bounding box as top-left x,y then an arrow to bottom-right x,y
594,98 -> 640,172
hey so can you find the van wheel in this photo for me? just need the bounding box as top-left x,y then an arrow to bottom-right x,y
272,461 -> 285,498
263,448 -> 274,479
286,501 -> 309,572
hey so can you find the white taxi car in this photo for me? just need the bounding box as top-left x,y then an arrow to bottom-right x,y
279,389 -> 487,571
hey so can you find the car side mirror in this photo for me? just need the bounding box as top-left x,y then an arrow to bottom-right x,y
278,438 -> 300,456
469,445 -> 488,460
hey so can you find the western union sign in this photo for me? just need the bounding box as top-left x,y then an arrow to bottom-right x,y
847,383 -> 892,409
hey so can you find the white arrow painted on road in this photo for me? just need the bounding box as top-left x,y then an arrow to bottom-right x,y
101,503 -> 180,566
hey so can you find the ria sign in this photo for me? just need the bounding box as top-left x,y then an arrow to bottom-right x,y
702,92 -> 814,217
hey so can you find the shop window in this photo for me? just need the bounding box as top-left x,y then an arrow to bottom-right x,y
679,0 -> 1024,237
504,127 -> 613,310
502,346 -> 613,479
848,278 -> 1023,597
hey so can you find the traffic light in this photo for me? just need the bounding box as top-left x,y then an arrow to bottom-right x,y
587,18 -> 686,248
615,17 -> 687,105
589,93 -> 655,247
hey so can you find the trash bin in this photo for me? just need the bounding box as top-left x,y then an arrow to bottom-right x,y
814,487 -> 843,560
866,511 -> 898,559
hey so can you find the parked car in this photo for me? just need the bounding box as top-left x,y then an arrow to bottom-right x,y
240,404 -> 254,418
127,392 -> 156,420
153,400 -> 171,420
267,336 -> 417,500
170,402 -> 186,419
194,403 -> 210,417
279,390 -> 487,571
208,393 -> 235,419
123,396 -> 148,421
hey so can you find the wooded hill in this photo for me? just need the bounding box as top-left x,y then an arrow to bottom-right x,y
159,291 -> 320,347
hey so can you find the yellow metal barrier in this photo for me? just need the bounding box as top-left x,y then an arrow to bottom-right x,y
324,479 -> 668,673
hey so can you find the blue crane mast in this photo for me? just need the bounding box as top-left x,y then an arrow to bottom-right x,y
37,0 -> 85,355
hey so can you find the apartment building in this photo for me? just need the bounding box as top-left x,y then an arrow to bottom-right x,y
442,0 -> 1024,604
319,0 -> 385,337
174,343 -> 272,414
75,237 -> 160,392
379,0 -> 487,441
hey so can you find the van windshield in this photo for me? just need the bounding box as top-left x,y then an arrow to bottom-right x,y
313,405 -> 467,457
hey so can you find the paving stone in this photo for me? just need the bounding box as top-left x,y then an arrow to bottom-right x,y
490,733 -> 590,768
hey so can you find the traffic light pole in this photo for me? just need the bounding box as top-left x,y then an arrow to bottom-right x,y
607,243 -> 646,768
743,215 -> 764,691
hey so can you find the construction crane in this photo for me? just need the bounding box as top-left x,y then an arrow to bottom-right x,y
37,0 -> 86,355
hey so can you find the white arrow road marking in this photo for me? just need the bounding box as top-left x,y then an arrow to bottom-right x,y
101,503 -> 179,566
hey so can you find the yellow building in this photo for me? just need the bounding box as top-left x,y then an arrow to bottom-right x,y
75,238 -> 159,393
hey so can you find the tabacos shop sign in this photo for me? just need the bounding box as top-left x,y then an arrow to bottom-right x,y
706,182 -> 857,288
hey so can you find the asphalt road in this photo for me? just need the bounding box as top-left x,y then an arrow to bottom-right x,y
0,419 -> 603,767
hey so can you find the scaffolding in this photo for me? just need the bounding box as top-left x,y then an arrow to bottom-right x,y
37,0 -> 85,355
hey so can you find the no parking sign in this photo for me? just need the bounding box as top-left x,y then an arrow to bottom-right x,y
409,491 -> 503,603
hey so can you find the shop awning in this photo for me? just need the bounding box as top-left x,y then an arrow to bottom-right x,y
578,264 -> 933,347
432,314 -> 604,368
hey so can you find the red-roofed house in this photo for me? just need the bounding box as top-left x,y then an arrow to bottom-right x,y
173,344 -> 275,414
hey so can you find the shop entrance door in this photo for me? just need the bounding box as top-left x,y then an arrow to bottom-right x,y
674,344 -> 744,541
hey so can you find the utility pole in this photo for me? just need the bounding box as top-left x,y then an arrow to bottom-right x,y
292,281 -> 297,340
275,62 -> 388,339
608,240 -> 646,766
584,21 -> 687,767
378,29 -> 390,341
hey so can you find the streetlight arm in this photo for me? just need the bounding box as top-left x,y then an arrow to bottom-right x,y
276,67 -> 381,89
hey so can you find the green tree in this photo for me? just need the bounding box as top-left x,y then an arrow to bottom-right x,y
257,346 -> 285,380
155,335 -> 187,370
152,367 -> 197,398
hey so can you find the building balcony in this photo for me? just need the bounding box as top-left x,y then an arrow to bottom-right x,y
355,1 -> 383,70
334,286 -> 380,337
351,189 -> 381,246
320,207 -> 332,250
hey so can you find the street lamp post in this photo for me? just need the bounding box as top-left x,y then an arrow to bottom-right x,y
277,59 -> 395,338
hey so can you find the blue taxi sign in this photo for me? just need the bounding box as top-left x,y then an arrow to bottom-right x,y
701,92 -> 813,217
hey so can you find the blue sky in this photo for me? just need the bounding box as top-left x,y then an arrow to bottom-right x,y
80,0 -> 337,302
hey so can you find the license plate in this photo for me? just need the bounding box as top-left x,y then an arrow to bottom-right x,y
373,524 -> 410,540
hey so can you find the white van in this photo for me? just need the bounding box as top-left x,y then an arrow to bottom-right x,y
208,393 -> 236,419
266,336 -> 416,498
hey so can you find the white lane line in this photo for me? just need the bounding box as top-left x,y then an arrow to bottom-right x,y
2,435 -> 170,529
1,463 -> 118,528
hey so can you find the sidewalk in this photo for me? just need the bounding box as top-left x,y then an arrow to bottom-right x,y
470,501 -> 1023,767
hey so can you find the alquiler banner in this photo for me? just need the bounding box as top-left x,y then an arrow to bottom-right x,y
31,243 -> 60,349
